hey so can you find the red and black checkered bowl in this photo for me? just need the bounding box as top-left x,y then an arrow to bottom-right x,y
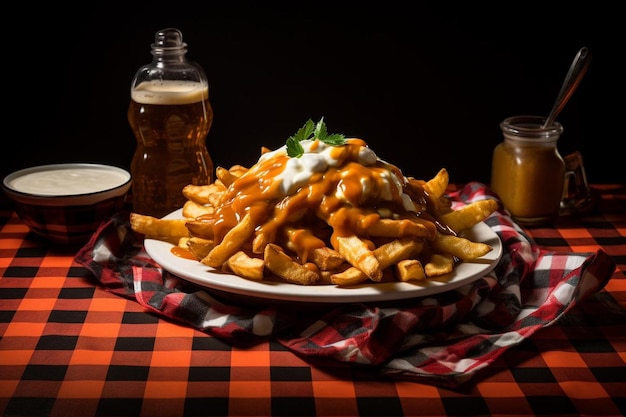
2,163 -> 131,245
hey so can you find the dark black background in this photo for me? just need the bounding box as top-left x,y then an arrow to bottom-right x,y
5,2 -> 624,186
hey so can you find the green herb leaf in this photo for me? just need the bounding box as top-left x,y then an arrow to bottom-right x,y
286,117 -> 346,158
293,119 -> 316,141
314,118 -> 328,140
322,133 -> 346,145
286,137 -> 304,158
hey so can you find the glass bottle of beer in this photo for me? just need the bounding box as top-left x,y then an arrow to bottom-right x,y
128,28 -> 213,218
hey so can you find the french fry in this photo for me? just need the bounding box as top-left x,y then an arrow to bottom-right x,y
264,243 -> 320,285
215,166 -> 240,188
396,259 -> 426,281
201,213 -> 256,268
331,238 -> 423,285
182,183 -> 226,206
431,232 -> 492,261
423,168 -> 449,199
333,235 -> 382,281
185,218 -> 216,240
438,199 -> 498,232
318,269 -> 336,285
225,251 -> 265,280
228,164 -> 249,177
309,247 -> 345,271
375,238 -> 424,267
283,227 -> 325,257
424,253 -> 455,276
130,213 -> 190,238
182,200 -> 215,219
361,218 -> 433,238
329,265 -> 370,286
252,230 -> 275,255
186,237 -> 214,260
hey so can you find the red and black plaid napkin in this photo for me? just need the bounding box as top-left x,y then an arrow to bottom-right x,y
74,182 -> 616,388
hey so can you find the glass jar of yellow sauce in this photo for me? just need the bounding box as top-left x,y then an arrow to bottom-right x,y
491,115 -> 565,225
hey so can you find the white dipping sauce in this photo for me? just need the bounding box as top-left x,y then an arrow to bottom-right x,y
9,167 -> 129,196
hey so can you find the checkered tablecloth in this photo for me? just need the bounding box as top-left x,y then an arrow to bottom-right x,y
1,184 -> 625,417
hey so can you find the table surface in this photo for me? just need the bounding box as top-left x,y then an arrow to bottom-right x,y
1,184 -> 625,417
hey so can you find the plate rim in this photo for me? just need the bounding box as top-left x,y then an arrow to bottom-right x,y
144,209 -> 503,304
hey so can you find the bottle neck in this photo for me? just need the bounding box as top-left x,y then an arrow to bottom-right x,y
150,28 -> 189,66
152,52 -> 187,65
130,28 -> 207,90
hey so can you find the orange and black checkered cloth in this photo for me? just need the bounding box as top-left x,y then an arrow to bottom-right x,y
73,182 -> 616,388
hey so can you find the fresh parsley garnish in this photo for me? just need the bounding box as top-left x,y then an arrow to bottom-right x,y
286,117 -> 346,158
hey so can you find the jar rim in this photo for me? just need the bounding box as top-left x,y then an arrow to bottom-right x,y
500,115 -> 564,138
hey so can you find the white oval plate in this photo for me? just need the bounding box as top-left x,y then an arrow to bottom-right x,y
145,209 -> 503,304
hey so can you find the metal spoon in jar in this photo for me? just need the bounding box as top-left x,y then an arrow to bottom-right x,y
542,47 -> 591,128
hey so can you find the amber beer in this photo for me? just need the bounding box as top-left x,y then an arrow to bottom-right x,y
128,79 -> 214,218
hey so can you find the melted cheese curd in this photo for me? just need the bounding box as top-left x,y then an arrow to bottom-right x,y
205,138 -> 448,263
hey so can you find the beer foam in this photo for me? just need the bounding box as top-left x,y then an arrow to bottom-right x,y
131,80 -> 208,105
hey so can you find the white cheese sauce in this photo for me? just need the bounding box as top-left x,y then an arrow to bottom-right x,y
257,139 -> 416,212
9,168 -> 129,196
265,139 -> 378,196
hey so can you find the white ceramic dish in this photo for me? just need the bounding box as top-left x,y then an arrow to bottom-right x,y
2,163 -> 131,206
145,209 -> 503,304
2,163 -> 132,244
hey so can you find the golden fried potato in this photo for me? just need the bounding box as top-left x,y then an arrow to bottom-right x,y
331,238 -> 423,286
264,243 -> 320,285
185,218 -> 216,240
438,199 -> 498,232
225,251 -> 265,280
309,247 -> 345,271
130,213 -> 190,238
361,218 -> 433,238
215,166 -> 240,188
201,213 -> 256,268
182,183 -> 226,206
423,168 -> 449,199
431,232 -> 493,261
333,235 -> 382,281
182,200 -> 215,219
228,164 -> 249,177
396,259 -> 426,281
186,237 -> 214,260
424,253 -> 455,277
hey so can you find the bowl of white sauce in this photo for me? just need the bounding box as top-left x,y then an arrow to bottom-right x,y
2,163 -> 132,244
